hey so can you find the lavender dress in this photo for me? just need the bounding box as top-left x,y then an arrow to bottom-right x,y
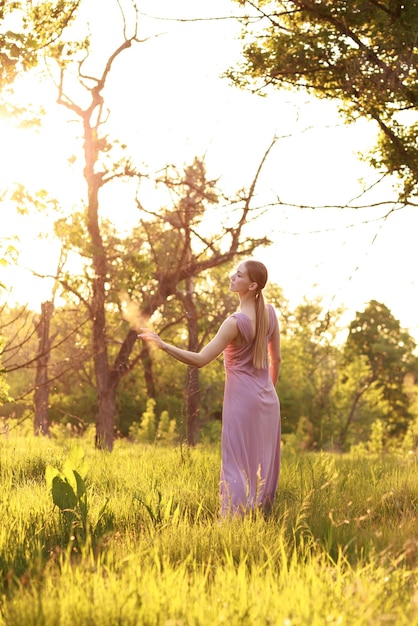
219,304 -> 281,516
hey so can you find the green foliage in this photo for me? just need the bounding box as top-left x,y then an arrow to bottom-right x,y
229,0 -> 418,199
129,400 -> 177,444
0,1 -> 83,104
157,409 -> 177,443
278,299 -> 342,447
2,287 -> 417,453
275,298 -> 418,451
139,398 -> 156,441
134,485 -> 181,529
402,417 -> 418,455
44,445 -> 109,547
200,417 -> 223,444
368,419 -> 386,456
0,359 -> 11,406
330,356 -> 388,449
345,300 -> 417,436
45,445 -> 89,540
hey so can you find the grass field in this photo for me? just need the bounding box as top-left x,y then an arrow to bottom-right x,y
0,433 -> 417,625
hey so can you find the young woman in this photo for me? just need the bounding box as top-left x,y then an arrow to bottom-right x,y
138,259 -> 281,516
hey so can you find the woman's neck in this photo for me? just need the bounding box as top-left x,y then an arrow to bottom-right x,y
238,291 -> 256,312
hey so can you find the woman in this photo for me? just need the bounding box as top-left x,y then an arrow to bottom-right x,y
138,259 -> 281,516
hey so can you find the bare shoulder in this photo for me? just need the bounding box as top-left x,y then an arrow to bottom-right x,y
220,315 -> 239,337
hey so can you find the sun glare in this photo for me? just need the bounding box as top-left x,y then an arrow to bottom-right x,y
2,112 -> 76,194
1,107 -> 79,310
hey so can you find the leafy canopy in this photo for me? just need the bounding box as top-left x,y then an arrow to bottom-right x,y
229,0 -> 418,199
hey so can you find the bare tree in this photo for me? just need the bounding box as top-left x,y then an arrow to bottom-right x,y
53,4 -> 149,449
43,2 -> 275,450
134,151 -> 275,445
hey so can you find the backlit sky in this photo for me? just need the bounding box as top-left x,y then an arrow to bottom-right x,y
1,0 -> 417,341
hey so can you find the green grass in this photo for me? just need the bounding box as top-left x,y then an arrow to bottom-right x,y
0,434 -> 417,625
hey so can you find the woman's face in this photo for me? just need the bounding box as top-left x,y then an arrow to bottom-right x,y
229,263 -> 255,293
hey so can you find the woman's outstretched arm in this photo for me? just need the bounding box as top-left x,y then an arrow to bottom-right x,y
138,316 -> 238,368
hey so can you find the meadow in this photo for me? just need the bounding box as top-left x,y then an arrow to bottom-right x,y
0,431 -> 417,626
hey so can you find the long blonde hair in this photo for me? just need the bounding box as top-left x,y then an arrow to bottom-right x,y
245,260 -> 269,369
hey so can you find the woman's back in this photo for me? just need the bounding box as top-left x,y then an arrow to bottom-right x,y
220,303 -> 281,515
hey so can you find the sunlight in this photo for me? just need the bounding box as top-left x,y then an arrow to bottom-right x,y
0,0 -> 416,342
1,111 -> 77,197
1,110 -> 74,309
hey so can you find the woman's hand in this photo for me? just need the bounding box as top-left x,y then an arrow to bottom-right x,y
137,328 -> 165,350
137,316 -> 238,368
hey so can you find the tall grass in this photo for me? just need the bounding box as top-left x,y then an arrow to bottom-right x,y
0,433 -> 417,625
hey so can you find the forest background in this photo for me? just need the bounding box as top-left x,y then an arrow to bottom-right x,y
0,0 -> 418,454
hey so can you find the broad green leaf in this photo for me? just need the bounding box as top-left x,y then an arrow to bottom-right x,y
51,475 -> 77,511
62,460 -> 78,493
73,470 -> 86,499
45,464 -> 61,491
68,445 -> 89,479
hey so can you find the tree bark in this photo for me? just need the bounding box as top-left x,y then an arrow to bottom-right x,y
33,301 -> 53,436
139,343 -> 156,399
186,365 -> 200,446
79,108 -> 114,448
95,385 -> 117,449
184,275 -> 200,446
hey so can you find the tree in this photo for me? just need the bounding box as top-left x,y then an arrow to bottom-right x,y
2,0 -> 276,449
278,298 -> 343,448
48,2 -> 153,450
161,158 -> 217,446
121,154 -> 274,445
229,0 -> 418,200
47,138 -> 273,450
0,0 -> 87,435
331,355 -> 388,449
0,1 -> 82,113
344,299 -> 417,436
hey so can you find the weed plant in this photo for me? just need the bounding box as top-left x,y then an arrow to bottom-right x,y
0,432 -> 417,625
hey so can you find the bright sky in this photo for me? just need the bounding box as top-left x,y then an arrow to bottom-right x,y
1,0 -> 417,342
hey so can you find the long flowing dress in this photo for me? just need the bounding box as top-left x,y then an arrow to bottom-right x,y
220,304 -> 281,516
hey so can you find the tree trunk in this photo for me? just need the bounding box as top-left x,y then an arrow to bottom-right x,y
80,104 -> 115,450
33,301 -> 53,436
338,378 -> 374,448
184,275 -> 200,446
90,224 -> 113,449
95,385 -> 117,449
57,29 -> 147,451
140,343 -> 156,399
186,365 -> 200,446
90,214 -> 113,449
